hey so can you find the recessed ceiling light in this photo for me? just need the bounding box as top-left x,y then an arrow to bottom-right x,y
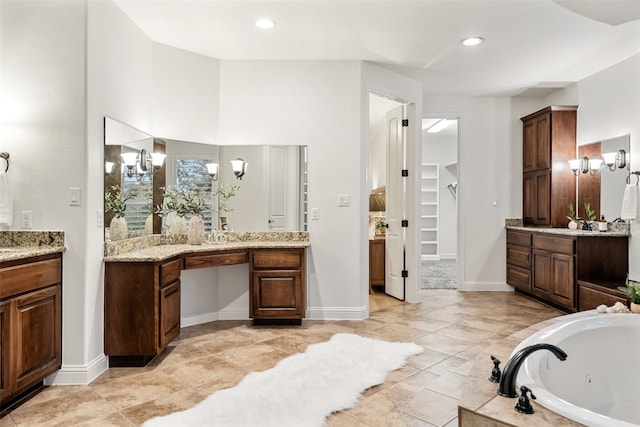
461,36 -> 484,46
255,18 -> 275,30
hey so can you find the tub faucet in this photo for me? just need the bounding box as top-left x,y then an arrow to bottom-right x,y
497,344 -> 567,398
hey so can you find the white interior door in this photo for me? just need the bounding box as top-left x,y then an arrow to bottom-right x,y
385,106 -> 406,300
266,145 -> 295,230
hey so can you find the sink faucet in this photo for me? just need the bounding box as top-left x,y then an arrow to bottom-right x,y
497,344 -> 567,398
576,217 -> 592,231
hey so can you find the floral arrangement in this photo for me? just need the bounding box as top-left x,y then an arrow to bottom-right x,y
566,202 -> 577,222
618,276 -> 640,304
155,186 -> 210,217
213,184 -> 240,213
105,185 -> 135,218
583,202 -> 597,221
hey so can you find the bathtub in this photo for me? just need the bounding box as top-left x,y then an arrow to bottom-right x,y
514,311 -> 640,427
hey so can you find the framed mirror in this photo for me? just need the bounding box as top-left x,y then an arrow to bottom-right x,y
577,134 -> 630,221
104,117 -> 308,241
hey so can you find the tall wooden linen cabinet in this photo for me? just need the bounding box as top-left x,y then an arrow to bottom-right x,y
521,106 -> 577,227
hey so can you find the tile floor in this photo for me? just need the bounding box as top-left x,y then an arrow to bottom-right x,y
0,291 -> 562,427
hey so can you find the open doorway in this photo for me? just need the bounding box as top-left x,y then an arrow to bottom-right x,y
420,117 -> 458,290
368,93 -> 406,311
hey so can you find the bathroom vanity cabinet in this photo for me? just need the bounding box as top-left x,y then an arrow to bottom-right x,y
250,249 -> 306,321
521,106 -> 577,227
369,238 -> 385,293
0,253 -> 62,411
105,246 -> 307,366
506,228 -> 628,312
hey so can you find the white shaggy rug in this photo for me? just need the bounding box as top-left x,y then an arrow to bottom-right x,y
142,333 -> 423,427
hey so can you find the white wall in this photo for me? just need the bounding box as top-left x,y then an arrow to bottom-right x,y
1,0 -> 90,380
219,60 -> 367,317
545,54 -> 640,279
152,43 -> 220,144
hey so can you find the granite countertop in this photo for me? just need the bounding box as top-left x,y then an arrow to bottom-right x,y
104,231 -> 310,262
0,231 -> 66,263
505,225 -> 630,237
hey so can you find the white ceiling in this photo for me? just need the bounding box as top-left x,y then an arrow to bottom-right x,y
114,0 -> 640,97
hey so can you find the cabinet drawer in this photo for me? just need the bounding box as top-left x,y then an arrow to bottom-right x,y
507,264 -> 531,291
507,230 -> 531,247
184,251 -> 248,270
159,258 -> 182,286
507,244 -> 531,269
578,284 -> 627,311
0,257 -> 61,300
252,250 -> 302,269
532,234 -> 574,255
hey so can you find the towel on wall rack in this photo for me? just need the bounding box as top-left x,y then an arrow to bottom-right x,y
0,170 -> 12,226
621,181 -> 638,220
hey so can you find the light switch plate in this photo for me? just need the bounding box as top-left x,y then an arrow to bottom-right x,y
311,208 -> 320,220
21,211 -> 32,229
337,194 -> 350,207
69,187 -> 81,206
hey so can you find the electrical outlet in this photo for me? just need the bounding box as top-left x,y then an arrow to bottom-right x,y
21,211 -> 33,229
311,208 -> 320,220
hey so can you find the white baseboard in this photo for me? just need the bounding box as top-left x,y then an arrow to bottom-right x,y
439,254 -> 457,260
218,309 -> 250,321
459,281 -> 514,292
181,311 -> 219,327
46,354 -> 108,385
306,306 -> 368,320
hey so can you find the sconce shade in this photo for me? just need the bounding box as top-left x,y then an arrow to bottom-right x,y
206,162 -> 219,181
150,152 -> 166,168
120,152 -> 138,167
568,157 -> 589,176
105,161 -> 115,174
602,149 -> 627,171
589,158 -> 603,174
231,158 -> 247,179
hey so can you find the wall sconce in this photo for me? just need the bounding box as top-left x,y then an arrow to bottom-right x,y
149,152 -> 166,174
206,163 -> 219,181
602,149 -> 627,171
120,149 -> 165,178
588,158 -> 603,175
230,158 -> 247,180
105,161 -> 115,174
568,157 -> 589,176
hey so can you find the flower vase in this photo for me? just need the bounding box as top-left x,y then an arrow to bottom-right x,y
188,214 -> 206,245
171,215 -> 187,235
110,216 -> 128,241
631,302 -> 640,314
144,214 -> 153,235
568,220 -> 578,230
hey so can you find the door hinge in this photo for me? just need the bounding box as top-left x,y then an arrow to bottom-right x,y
401,119 -> 409,127
401,220 -> 408,227
401,270 -> 408,278
401,169 -> 409,177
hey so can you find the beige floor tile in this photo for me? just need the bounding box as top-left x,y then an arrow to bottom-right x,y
1,291 -> 566,427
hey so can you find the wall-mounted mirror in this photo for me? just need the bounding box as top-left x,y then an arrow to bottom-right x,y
104,117 -> 308,241
578,134 -> 630,220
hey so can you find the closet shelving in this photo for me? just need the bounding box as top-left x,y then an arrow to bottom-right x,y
421,163 -> 439,260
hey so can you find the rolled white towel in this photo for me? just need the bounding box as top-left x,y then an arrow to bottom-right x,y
621,183 -> 638,220
0,171 -> 12,226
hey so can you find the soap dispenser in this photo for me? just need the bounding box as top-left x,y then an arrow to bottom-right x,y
598,215 -> 607,232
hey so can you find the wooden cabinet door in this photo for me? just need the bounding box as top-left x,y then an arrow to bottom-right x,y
369,239 -> 385,287
534,170 -> 551,225
159,281 -> 180,349
522,118 -> 536,172
532,249 -> 551,296
250,270 -> 303,319
534,113 -> 551,169
522,172 -> 536,225
551,253 -> 575,308
12,285 -> 61,394
0,301 -> 10,402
